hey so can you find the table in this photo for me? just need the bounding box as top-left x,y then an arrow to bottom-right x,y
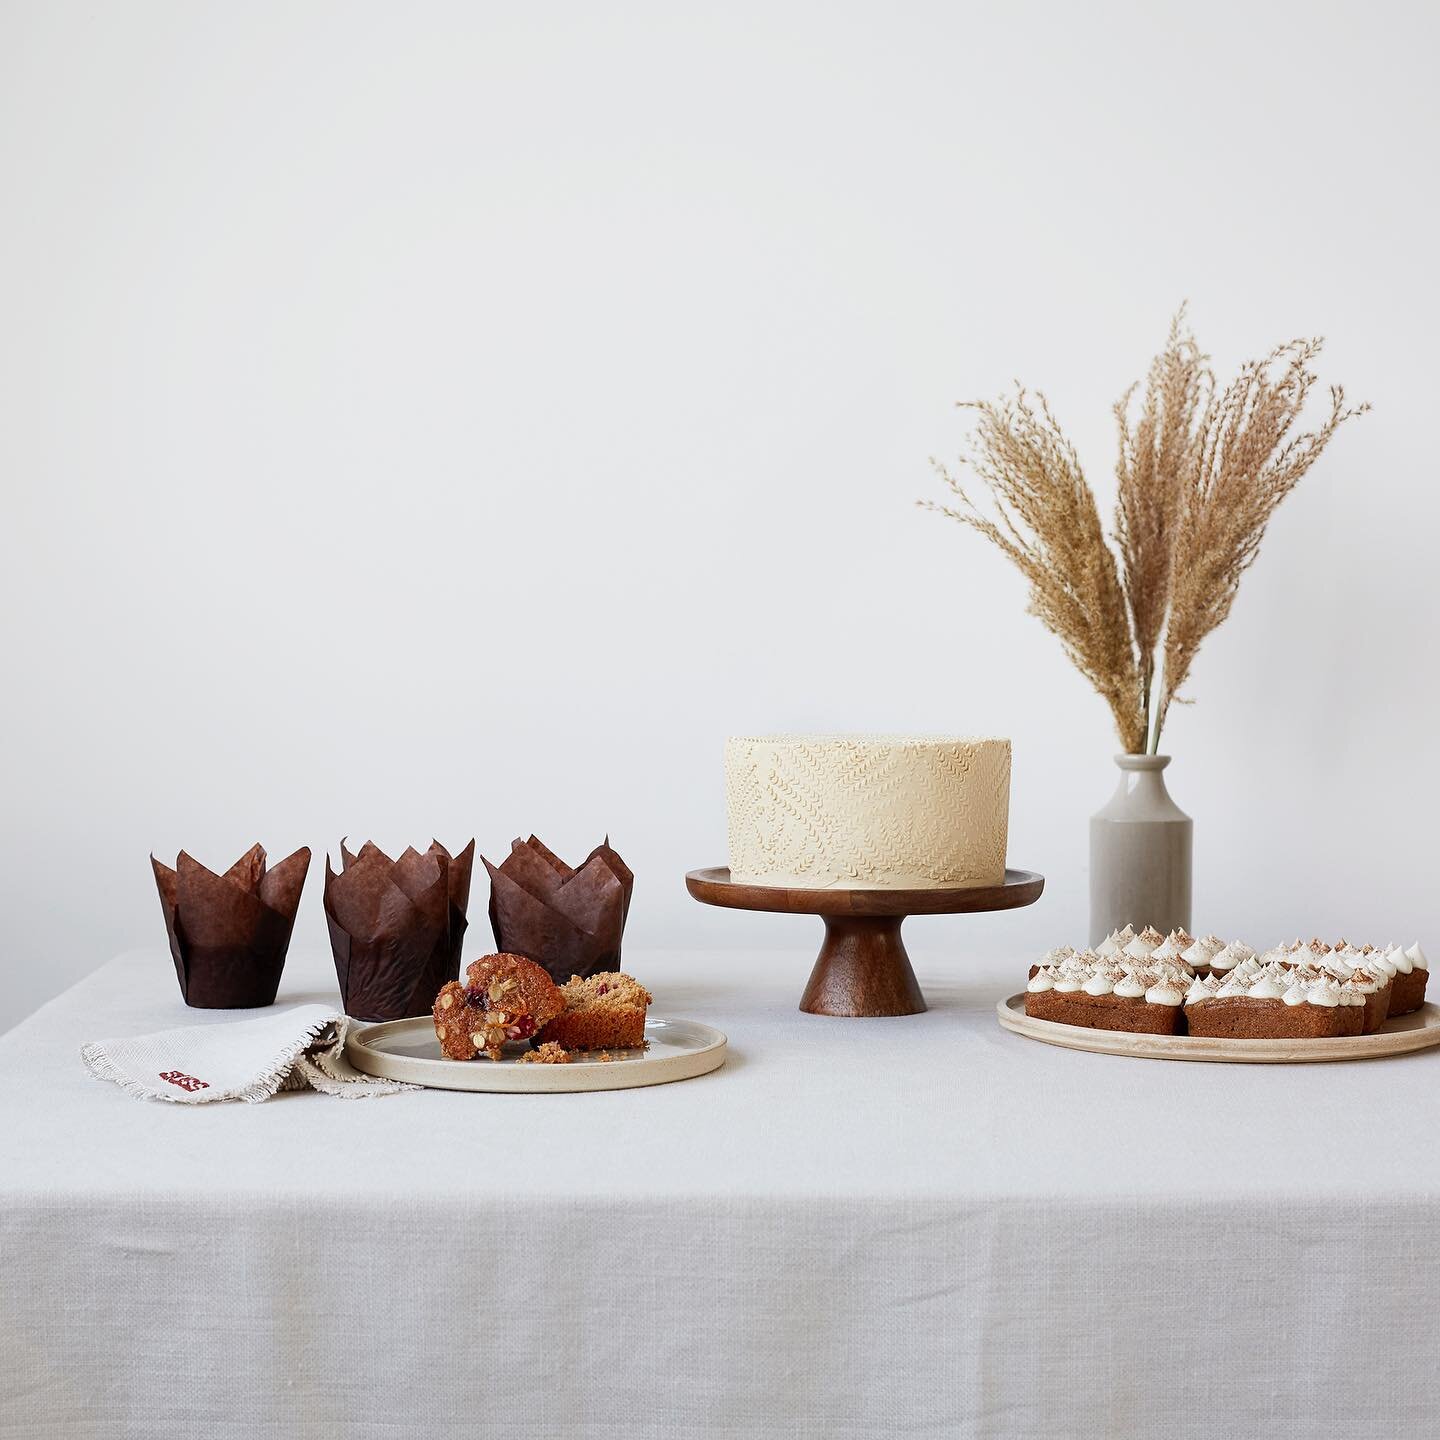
3,945 -> 1438,1439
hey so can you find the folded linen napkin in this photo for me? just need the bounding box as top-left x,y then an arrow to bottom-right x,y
81,1004 -> 418,1103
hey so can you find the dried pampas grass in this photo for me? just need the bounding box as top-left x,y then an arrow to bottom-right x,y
924,310 -> 1366,752
1158,338 -> 1368,741
1115,307 -> 1210,743
926,390 -> 1146,752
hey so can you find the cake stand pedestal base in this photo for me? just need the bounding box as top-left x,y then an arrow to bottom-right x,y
801,916 -> 925,1017
684,867 -> 1046,1018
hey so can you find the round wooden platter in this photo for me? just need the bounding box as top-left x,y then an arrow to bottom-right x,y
997,994 -> 1440,1064
345,1016 -> 727,1093
685,866 -> 1044,1018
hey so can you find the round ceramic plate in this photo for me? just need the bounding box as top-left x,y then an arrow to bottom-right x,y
345,1015 -> 727,1093
998,994 -> 1440,1064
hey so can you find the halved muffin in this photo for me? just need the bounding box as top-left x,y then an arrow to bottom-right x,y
541,972 -> 653,1050
432,952 -> 565,1061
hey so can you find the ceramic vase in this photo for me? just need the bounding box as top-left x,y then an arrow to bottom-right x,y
1089,754 -> 1192,944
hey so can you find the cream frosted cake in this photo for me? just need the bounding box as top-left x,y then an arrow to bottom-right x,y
724,734 -> 1011,889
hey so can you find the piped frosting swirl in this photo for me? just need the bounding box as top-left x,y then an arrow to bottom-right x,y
1033,926 -> 1427,1016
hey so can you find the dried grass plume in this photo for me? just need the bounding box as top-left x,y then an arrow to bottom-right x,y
1158,338 -> 1369,740
924,310 -> 1366,752
1114,307 -> 1210,741
925,389 -> 1146,751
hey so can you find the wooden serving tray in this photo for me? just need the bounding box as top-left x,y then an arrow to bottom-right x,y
997,994 -> 1440,1064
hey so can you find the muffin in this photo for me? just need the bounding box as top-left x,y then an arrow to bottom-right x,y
541,972 -> 653,1050
431,952 -> 565,1061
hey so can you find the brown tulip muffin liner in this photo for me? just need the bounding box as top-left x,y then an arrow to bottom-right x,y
152,844 -> 311,1009
324,839 -> 475,1021
486,835 -> 633,985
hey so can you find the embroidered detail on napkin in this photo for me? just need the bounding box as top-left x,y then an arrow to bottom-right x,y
81,1004 -> 417,1103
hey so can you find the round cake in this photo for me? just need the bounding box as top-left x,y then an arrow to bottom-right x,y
724,734 -> 1011,889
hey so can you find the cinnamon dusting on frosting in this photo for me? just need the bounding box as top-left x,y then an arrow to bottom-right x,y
1032,926 -> 1428,1016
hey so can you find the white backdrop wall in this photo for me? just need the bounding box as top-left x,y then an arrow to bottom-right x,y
2,0 -> 1437,1033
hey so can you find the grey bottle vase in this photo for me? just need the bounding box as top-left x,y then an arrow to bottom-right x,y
1089,754 -> 1192,945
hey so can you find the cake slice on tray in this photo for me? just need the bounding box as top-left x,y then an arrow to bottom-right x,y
1307,941 -> 1392,1033
1183,957 -> 1366,1039
1020,926 -> 1429,1043
1025,950 -> 1190,1035
1381,941 -> 1429,1016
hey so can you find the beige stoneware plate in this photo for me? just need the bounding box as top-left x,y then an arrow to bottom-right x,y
998,994 -> 1440,1064
345,1015 -> 727,1093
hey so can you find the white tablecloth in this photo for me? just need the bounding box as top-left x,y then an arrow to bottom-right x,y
2,943 -> 1437,1439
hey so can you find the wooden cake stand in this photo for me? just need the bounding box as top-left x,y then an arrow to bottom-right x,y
685,867 -> 1044,1017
